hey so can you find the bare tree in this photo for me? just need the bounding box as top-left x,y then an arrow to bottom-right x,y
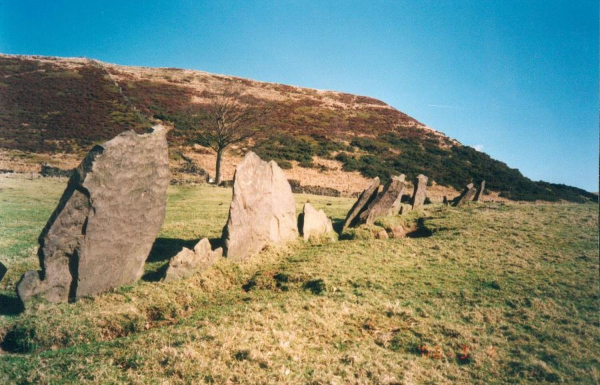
182,91 -> 271,185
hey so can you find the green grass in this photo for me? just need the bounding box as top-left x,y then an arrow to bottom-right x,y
0,176 -> 598,384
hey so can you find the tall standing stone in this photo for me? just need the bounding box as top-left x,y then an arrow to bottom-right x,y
411,174 -> 428,210
299,202 -> 334,241
358,176 -> 406,225
17,126 -> 170,305
222,152 -> 298,261
454,183 -> 477,207
474,180 -> 486,202
342,177 -> 380,230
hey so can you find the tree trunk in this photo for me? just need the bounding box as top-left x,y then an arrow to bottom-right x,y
215,148 -> 224,185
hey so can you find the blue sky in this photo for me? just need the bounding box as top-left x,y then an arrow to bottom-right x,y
1,0 -> 598,191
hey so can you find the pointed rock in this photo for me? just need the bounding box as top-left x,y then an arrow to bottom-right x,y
342,177 -> 380,230
161,238 -> 222,282
300,203 -> 334,241
474,180 -> 486,202
17,125 -> 170,305
222,152 -> 298,261
411,174 -> 428,210
358,176 -> 406,226
454,183 -> 478,207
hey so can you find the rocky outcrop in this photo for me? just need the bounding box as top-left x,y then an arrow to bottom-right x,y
453,183 -> 477,207
474,180 -> 486,202
299,203 -> 334,241
161,239 -> 222,282
357,176 -> 406,225
411,174 -> 428,210
342,177 -> 380,230
222,152 -> 298,261
17,125 -> 170,305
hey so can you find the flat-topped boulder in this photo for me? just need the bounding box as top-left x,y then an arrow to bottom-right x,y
17,125 -> 170,305
454,183 -> 477,207
222,152 -> 298,261
411,174 -> 428,210
161,239 -> 222,282
342,177 -> 380,230
299,203 -> 334,241
358,176 -> 406,225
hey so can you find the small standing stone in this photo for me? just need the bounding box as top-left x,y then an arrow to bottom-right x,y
161,239 -> 222,282
300,203 -> 334,241
411,174 -> 428,210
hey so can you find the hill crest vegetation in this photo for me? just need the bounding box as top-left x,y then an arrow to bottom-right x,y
0,54 -> 595,203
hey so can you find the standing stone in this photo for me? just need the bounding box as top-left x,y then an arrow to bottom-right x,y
474,180 -> 486,202
299,203 -> 334,241
0,262 -> 7,283
454,183 -> 478,207
411,174 -> 428,210
17,125 -> 170,305
342,177 -> 380,230
161,239 -> 222,282
358,176 -> 406,226
390,174 -> 406,215
222,152 -> 298,261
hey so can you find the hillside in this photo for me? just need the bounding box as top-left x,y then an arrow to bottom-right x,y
0,177 -> 598,383
0,54 -> 595,202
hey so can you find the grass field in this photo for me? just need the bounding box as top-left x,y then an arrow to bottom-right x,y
0,176 -> 598,384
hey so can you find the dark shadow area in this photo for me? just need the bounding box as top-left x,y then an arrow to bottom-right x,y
0,294 -> 24,316
406,218 -> 434,238
332,219 -> 345,234
145,237 -> 198,264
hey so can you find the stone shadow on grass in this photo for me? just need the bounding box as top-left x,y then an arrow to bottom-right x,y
0,293 -> 24,316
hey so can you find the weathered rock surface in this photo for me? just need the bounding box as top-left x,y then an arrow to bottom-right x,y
0,261 -> 7,283
357,176 -> 406,226
342,177 -> 380,230
161,238 -> 222,282
17,125 -> 170,305
454,183 -> 477,207
411,174 -> 428,210
390,174 -> 406,215
299,203 -> 334,241
474,180 -> 486,202
222,152 -> 298,261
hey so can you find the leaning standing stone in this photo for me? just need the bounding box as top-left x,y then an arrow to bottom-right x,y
17,125 -> 170,305
474,180 -> 486,202
342,177 -> 380,230
222,152 -> 298,261
300,203 -> 334,241
358,176 -> 406,225
411,174 -> 428,210
454,183 -> 478,207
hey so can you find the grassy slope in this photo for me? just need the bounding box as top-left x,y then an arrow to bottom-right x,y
0,177 -> 598,384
